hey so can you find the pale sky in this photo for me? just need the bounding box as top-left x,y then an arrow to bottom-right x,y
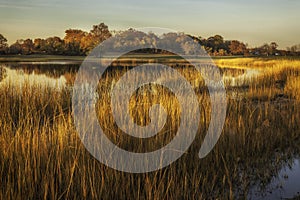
0,0 -> 299,49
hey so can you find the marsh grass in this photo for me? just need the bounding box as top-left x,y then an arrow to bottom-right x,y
285,75 -> 300,101
217,58 -> 300,102
215,57 -> 300,69
0,58 -> 300,199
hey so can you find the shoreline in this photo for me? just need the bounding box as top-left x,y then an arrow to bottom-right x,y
1,54 -> 299,62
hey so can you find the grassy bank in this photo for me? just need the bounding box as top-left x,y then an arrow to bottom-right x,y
215,57 -> 300,69
1,54 -> 300,64
0,55 -> 85,62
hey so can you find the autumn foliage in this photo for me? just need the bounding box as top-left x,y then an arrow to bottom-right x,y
0,22 -> 299,56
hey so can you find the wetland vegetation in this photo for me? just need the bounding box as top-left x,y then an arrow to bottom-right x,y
0,57 -> 299,199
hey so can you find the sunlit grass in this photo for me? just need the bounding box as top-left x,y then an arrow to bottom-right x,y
215,57 -> 300,69
285,75 -> 300,101
217,58 -> 300,102
0,58 -> 300,199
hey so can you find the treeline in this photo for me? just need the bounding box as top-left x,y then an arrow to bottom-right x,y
0,23 -> 111,56
0,22 -> 299,56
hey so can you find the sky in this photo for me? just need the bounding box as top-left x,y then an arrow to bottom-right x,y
0,0 -> 299,49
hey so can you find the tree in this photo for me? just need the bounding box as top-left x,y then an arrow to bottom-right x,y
288,44 -> 300,52
287,44 -> 300,56
63,23 -> 112,55
229,40 -> 247,55
44,37 -> 65,55
259,43 -> 271,56
64,29 -> 87,44
9,40 -> 22,54
270,42 -> 278,55
21,39 -> 34,54
0,34 -> 8,54
206,35 -> 227,54
270,42 -> 278,50
216,49 -> 228,56
80,34 -> 96,54
90,22 -> 112,45
64,29 -> 87,55
34,38 -> 46,54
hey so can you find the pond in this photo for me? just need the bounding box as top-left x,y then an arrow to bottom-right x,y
0,61 -> 299,199
0,66 -> 67,89
0,62 -> 261,89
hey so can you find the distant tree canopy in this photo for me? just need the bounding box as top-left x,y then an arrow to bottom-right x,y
287,44 -> 300,55
2,22 -> 112,56
229,40 -> 248,56
63,23 -> 112,55
0,22 -> 298,56
0,34 -> 8,54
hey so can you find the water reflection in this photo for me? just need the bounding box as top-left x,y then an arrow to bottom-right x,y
1,63 -> 263,89
3,62 -> 79,78
250,158 -> 300,199
0,67 -> 66,89
0,64 -> 72,89
221,67 -> 261,87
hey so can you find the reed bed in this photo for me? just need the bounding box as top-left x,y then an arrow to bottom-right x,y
0,58 -> 300,199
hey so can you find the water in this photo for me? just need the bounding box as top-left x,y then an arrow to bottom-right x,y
249,159 -> 300,199
221,67 -> 261,87
0,66 -> 67,89
1,63 -> 261,89
0,62 -> 79,89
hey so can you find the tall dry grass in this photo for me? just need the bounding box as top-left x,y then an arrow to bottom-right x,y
0,59 -> 300,199
217,58 -> 300,102
215,57 -> 300,69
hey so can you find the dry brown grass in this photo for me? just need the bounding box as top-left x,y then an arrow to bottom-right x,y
0,58 -> 300,199
215,57 -> 300,69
